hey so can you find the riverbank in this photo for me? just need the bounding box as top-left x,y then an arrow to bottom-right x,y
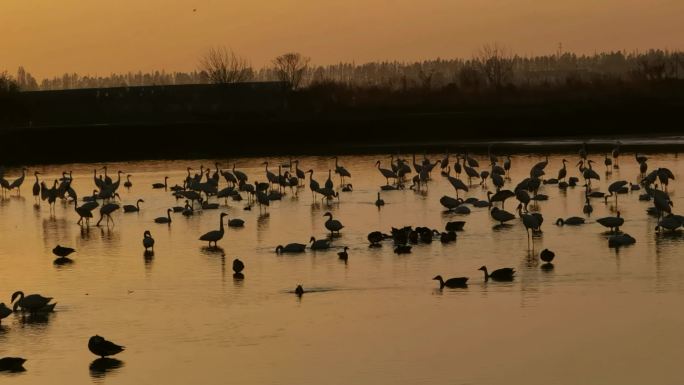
1,80 -> 683,165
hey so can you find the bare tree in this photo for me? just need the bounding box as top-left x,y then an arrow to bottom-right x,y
474,43 -> 515,88
199,47 -> 253,84
272,52 -> 310,89
0,71 -> 18,95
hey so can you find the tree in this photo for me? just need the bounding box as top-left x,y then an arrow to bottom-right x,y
199,47 -> 253,84
474,43 -> 515,88
272,52 -> 310,89
0,71 -> 18,95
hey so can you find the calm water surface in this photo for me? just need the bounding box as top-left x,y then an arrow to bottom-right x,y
1,152 -> 683,385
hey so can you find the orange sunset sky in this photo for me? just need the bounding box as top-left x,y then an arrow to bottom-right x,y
2,0 -> 683,78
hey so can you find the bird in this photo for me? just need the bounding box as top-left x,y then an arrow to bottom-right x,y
478,266 -> 515,281
199,213 -> 228,247
490,207 -> 515,225
333,156 -> 351,185
232,258 -> 245,274
295,285 -> 304,296
375,192 -> 385,207
597,212 -> 624,233
124,174 -> 133,188
11,291 -> 54,313
608,233 -> 636,248
556,217 -> 585,226
154,209 -> 173,224
227,217 -> 245,228
540,249 -> 555,263
275,243 -> 306,253
337,246 -> 349,261
323,212 -> 344,236
375,160 -> 397,185
152,176 -> 168,189
123,199 -> 144,213
142,230 -> 155,251
0,303 -> 11,324
88,335 -> 124,358
433,275 -> 468,288
309,237 -> 331,250
96,202 -> 120,226
0,357 -> 26,372
52,245 -> 75,258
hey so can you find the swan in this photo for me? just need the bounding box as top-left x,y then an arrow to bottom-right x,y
323,212 -> 344,236
478,266 -> 515,281
142,230 -> 155,251
124,174 -> 133,188
88,335 -> 124,358
199,213 -> 228,247
433,275 -> 468,288
309,237 -> 331,250
152,176 -> 168,189
11,291 -> 54,313
556,217 -> 585,226
275,243 -> 306,253
123,199 -> 144,213
154,209 -> 173,224
0,303 -> 11,324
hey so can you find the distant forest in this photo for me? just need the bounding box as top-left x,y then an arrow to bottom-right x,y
3,47 -> 683,92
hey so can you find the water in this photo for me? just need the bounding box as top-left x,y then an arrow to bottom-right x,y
0,152 -> 682,385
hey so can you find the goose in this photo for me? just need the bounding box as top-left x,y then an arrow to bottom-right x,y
154,209 -> 173,224
52,245 -> 75,258
540,249 -> 555,263
88,335 -> 124,358
141,230 -> 155,251
656,215 -> 683,232
445,221 -> 466,232
199,213 -> 228,247
124,174 -> 133,188
556,217 -> 585,226
275,243 -> 307,254
123,199 -> 144,213
11,291 -> 54,313
440,196 -> 463,210
478,266 -> 515,281
375,192 -> 385,207
0,303 -> 11,324
152,176 -> 168,189
0,357 -> 26,372
597,212 -> 624,232
608,233 -> 636,248
309,237 -> 331,250
295,285 -> 304,296
200,198 -> 220,210
433,275 -> 468,288
96,202 -> 120,226
323,212 -> 344,236
337,246 -> 349,261
490,207 -> 515,225
487,190 -> 515,209
367,231 -> 385,246
233,258 -> 245,274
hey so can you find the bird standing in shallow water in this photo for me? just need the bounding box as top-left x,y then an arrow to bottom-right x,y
88,335 -> 124,358
142,230 -> 155,251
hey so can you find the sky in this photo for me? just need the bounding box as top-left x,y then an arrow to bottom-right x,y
2,0 -> 683,78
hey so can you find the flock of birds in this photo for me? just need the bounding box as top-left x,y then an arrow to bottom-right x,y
0,141 -> 681,373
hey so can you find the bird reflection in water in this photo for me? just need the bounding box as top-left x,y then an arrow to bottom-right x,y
89,358 -> 124,379
53,257 -> 74,267
143,250 -> 154,269
200,245 -> 225,256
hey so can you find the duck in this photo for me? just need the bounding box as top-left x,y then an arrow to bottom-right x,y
555,217 -> 585,226
52,245 -> 75,258
367,231 -> 385,247
11,291 -> 55,313
142,230 -> 155,251
432,275 -> 468,288
309,237 -> 331,250
154,209 -> 173,224
88,335 -> 125,358
295,285 -> 304,296
478,266 -> 515,281
0,303 -> 11,324
323,212 -> 344,236
337,246 -> 349,261
540,249 -> 555,263
275,243 -> 307,254
0,357 -> 26,372
123,199 -> 144,213
232,258 -> 245,274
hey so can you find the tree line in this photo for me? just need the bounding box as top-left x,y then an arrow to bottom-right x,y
2,46 -> 683,93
